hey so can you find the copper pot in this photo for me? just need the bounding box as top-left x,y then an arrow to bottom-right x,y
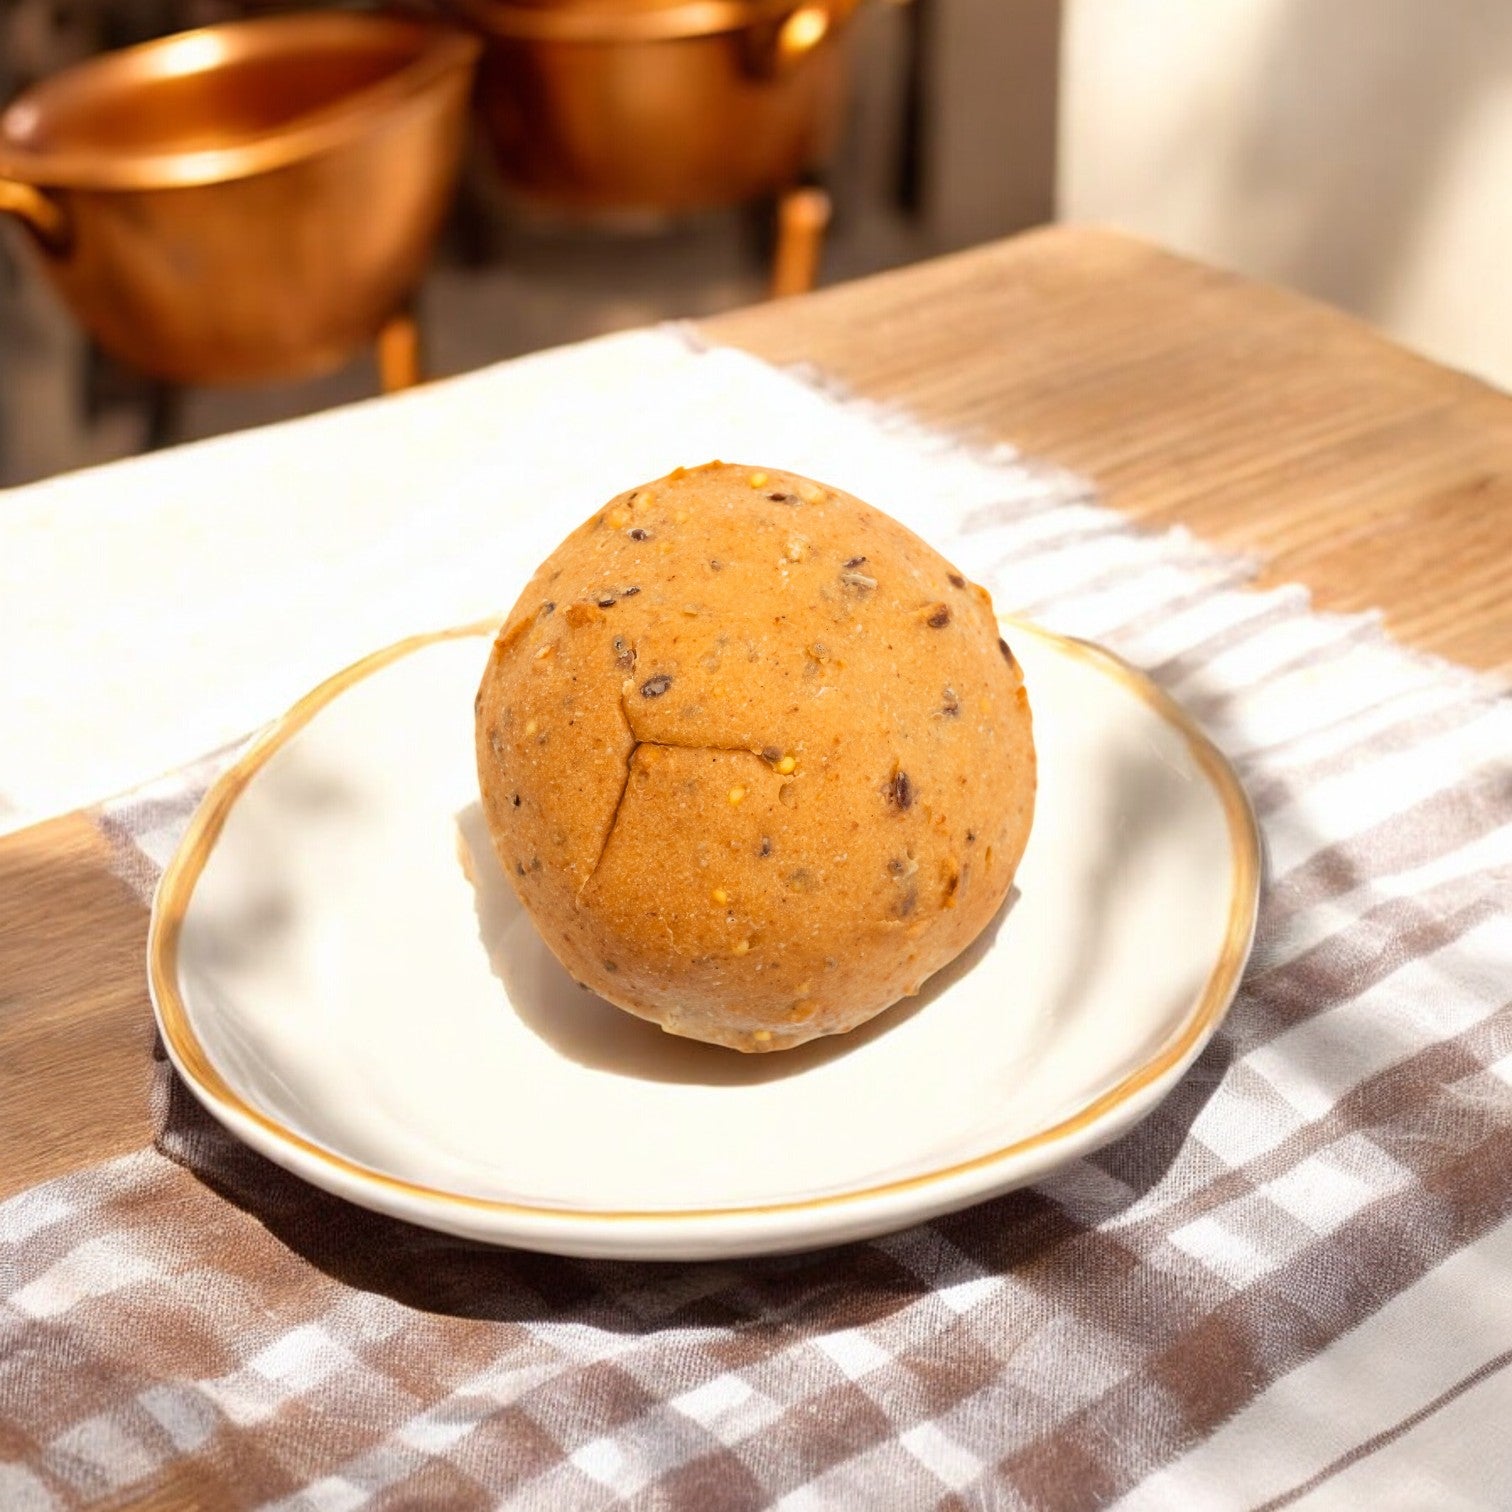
0,14 -> 480,386
443,0 -> 861,213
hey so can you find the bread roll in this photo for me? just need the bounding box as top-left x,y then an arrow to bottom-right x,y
475,462 -> 1035,1051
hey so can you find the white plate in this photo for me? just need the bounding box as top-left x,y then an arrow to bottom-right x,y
148,620 -> 1258,1260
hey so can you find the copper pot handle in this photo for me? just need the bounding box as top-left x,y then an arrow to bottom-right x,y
0,178 -> 70,255
775,4 -> 831,66
763,0 -> 860,74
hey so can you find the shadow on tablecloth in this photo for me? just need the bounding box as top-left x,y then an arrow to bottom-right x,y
148,1029 -> 1233,1329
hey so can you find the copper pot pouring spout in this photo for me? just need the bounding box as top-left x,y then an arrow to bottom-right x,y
0,14 -> 480,388
0,177 -> 69,253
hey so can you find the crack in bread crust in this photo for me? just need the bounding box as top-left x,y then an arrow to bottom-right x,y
586,734 -> 786,886
579,744 -> 636,900
568,654 -> 797,893
578,666 -> 801,885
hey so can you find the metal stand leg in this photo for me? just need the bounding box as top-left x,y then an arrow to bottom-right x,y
143,380 -> 180,453
376,308 -> 423,394
769,186 -> 832,299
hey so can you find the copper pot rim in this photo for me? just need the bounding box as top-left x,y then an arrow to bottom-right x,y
445,0 -> 858,44
0,12 -> 481,193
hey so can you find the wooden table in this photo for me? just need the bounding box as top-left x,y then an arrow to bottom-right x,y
4,225 -> 1510,1203
710,227 -> 1512,678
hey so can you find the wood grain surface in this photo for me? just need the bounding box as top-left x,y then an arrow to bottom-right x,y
0,815 -> 158,1196
706,226 -> 1512,677
3,225 -> 1509,1203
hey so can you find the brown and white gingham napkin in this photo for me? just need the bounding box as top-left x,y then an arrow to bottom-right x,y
3,338 -> 1510,1510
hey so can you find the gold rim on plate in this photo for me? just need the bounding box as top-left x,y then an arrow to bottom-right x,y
146,618 -> 1261,1225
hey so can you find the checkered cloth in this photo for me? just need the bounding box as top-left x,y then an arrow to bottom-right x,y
3,331 -> 1510,1510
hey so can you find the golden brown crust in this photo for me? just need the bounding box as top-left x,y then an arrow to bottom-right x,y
475,462 -> 1036,1051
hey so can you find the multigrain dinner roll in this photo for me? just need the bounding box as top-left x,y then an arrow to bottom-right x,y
475,462 -> 1035,1051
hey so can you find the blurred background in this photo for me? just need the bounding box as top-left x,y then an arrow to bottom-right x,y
1,0 -> 1508,488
